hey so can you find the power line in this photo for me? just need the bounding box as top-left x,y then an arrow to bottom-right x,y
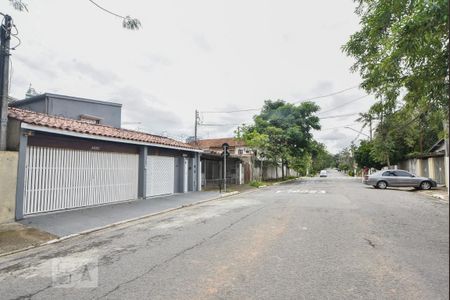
318,94 -> 369,115
319,112 -> 360,119
199,123 -> 241,127
201,108 -> 259,114
200,84 -> 360,114
88,0 -> 125,19
87,0 -> 141,29
292,85 -> 359,103
318,123 -> 359,131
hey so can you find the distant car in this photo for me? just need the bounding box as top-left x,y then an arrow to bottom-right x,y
363,169 -> 437,190
319,170 -> 327,177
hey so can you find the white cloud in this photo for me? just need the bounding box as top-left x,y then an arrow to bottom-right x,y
4,0 -> 369,152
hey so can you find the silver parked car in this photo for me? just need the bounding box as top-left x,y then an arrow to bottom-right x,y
363,169 -> 437,190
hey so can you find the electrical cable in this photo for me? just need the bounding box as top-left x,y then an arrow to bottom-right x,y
319,112 -> 360,119
88,0 -> 125,19
291,85 -> 359,103
201,108 -> 259,114
200,84 -> 360,114
318,94 -> 370,115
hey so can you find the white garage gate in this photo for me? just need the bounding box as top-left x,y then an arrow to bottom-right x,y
23,146 -> 139,215
146,155 -> 175,197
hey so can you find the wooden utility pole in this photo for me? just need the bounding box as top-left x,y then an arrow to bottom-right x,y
194,109 -> 199,144
0,14 -> 12,151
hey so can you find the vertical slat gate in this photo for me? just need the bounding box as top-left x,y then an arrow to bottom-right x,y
146,155 -> 175,197
24,146 -> 139,215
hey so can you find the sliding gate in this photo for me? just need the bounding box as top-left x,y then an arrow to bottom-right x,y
23,146 -> 139,215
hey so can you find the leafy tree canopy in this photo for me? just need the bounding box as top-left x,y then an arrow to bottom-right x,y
240,100 -> 322,176
343,0 -> 449,111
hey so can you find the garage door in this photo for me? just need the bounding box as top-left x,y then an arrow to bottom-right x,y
146,155 -> 175,197
24,146 -> 139,215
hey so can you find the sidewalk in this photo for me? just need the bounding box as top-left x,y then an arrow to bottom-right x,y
0,180 -> 290,256
0,222 -> 56,255
418,186 -> 449,202
19,191 -> 224,238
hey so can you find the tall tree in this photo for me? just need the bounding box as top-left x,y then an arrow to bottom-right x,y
342,0 -> 449,111
240,100 -> 321,178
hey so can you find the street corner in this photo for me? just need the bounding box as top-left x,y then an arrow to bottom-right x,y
0,222 -> 57,257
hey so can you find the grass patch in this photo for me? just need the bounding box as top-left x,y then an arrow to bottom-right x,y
249,181 -> 265,188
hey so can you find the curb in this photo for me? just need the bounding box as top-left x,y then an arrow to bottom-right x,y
428,193 -> 449,202
0,191 -> 241,259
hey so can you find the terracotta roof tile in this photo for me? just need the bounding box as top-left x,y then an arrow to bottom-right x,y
8,107 -> 198,150
193,138 -> 246,149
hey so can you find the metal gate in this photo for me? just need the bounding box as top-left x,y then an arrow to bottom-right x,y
146,155 -> 175,197
24,146 -> 139,215
434,157 -> 445,184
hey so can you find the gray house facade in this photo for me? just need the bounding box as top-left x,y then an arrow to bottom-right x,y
6,94 -> 201,220
10,93 -> 122,127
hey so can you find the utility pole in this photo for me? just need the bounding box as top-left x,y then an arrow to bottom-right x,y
223,150 -> 227,192
0,14 -> 12,151
194,109 -> 199,144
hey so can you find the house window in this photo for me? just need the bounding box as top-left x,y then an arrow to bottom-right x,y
238,149 -> 244,155
79,114 -> 102,124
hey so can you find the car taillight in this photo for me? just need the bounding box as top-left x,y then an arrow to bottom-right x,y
364,175 -> 369,180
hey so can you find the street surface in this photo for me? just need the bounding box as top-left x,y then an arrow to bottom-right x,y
0,170 -> 448,299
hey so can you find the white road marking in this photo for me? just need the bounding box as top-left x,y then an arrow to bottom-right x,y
277,190 -> 327,194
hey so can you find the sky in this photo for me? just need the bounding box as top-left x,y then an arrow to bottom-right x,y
2,0 -> 377,154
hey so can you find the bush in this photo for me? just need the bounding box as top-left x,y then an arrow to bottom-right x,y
348,170 -> 355,177
249,181 -> 264,188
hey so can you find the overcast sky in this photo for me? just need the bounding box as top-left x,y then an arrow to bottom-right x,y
2,0 -> 376,153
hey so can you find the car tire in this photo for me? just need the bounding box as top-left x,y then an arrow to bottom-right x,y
420,181 -> 432,190
376,181 -> 387,189
373,185 -> 378,189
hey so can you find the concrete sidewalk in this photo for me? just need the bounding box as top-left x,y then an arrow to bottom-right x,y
19,191 -> 223,237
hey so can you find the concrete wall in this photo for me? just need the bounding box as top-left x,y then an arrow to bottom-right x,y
399,156 -> 447,185
0,151 -> 18,223
6,119 -> 21,151
11,94 -> 122,127
49,96 -> 121,127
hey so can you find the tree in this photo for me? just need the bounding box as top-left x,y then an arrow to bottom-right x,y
8,0 -> 142,29
240,100 -> 321,178
354,140 -> 383,169
343,0 -> 448,111
309,141 -> 335,175
356,112 -> 374,141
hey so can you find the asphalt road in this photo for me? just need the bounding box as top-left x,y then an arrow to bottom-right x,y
0,170 -> 448,299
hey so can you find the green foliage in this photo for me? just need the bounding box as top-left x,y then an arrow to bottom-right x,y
249,181 -> 264,188
344,0 -> 448,165
343,0 -> 449,111
289,153 -> 312,176
354,140 -> 383,169
240,100 -> 322,177
309,141 -> 335,174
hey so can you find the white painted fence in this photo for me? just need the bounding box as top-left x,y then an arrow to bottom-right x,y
24,146 -> 139,215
